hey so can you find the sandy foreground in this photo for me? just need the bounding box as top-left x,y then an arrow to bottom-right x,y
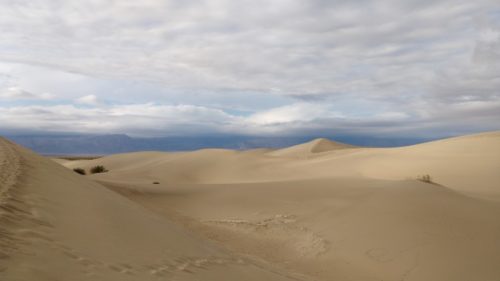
1,131 -> 500,281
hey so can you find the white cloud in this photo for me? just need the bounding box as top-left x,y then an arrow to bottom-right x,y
374,112 -> 410,120
76,95 -> 100,106
0,103 -> 239,136
247,103 -> 341,126
1,100 -> 498,138
0,86 -> 54,100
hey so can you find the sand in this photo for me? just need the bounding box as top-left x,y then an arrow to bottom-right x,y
0,138 -> 301,281
2,131 -> 500,280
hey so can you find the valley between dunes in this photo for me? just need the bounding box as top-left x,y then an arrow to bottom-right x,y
2,131 -> 500,281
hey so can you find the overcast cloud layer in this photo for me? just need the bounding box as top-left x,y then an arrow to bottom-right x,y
0,0 -> 499,138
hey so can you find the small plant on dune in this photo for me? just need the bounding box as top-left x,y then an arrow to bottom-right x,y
90,165 -> 108,174
73,168 -> 86,175
417,174 -> 433,183
153,181 -> 160,184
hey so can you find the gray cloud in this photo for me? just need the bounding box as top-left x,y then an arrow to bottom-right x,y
0,0 -> 499,138
1,101 -> 498,138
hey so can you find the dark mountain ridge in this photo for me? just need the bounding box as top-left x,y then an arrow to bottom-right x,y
5,134 -> 432,155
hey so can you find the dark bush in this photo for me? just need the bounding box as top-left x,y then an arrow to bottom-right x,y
417,174 -> 432,183
73,168 -> 86,175
90,165 -> 108,174
153,181 -> 160,184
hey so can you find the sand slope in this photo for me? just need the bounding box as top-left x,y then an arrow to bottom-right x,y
59,131 -> 500,281
101,178 -> 500,281
0,138 -> 302,281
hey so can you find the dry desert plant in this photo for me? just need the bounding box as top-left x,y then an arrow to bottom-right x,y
73,168 -> 86,175
417,174 -> 433,183
90,165 -> 108,174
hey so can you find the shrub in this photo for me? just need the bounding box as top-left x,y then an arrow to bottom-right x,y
90,165 -> 108,174
417,174 -> 432,183
153,181 -> 160,184
73,168 -> 86,175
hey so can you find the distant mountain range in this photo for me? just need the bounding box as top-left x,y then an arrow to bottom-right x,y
4,134 -> 432,155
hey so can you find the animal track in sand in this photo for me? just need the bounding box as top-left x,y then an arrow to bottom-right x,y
52,241 -> 246,278
204,214 -> 297,229
145,256 -> 246,277
365,248 -> 396,263
203,214 -> 329,258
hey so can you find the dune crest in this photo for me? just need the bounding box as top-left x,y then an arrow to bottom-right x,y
269,137 -> 355,157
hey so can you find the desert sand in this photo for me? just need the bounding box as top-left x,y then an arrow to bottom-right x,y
1,131 -> 500,280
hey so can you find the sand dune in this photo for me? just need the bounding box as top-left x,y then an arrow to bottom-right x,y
2,131 -> 500,280
0,138 -> 303,281
66,131 -> 500,198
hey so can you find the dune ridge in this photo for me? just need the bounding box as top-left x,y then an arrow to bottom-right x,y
269,138 -> 355,157
0,138 -> 25,262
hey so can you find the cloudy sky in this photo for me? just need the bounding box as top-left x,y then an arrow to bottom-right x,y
0,0 -> 499,138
